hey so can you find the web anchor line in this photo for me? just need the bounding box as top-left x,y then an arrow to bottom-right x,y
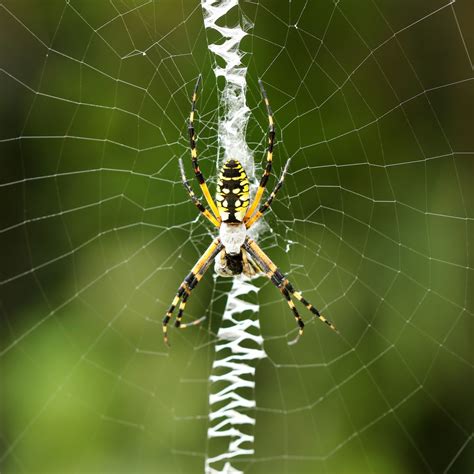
201,1 -> 265,473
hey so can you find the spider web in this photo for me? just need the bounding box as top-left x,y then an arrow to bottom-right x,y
1,1 -> 473,473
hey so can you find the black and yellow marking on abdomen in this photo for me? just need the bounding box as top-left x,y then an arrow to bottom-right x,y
216,159 -> 250,223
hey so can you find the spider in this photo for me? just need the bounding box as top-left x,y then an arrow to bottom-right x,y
162,75 -> 337,345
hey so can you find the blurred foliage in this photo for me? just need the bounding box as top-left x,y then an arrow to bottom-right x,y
0,0 -> 473,473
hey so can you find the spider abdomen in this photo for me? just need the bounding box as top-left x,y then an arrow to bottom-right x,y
216,159 -> 250,223
214,248 -> 260,278
225,252 -> 244,274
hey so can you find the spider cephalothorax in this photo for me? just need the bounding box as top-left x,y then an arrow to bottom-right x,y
162,76 -> 337,345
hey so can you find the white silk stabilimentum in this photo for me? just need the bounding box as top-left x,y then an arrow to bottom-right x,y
201,1 -> 268,473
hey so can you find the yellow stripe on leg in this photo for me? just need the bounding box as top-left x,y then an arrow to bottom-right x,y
245,210 -> 262,228
244,186 -> 265,221
203,210 -> 220,227
200,183 -> 220,220
247,238 -> 339,334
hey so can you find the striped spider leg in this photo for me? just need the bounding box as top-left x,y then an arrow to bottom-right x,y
178,158 -> 220,228
245,158 -> 291,229
243,237 -> 338,345
243,79 -> 275,221
188,74 -> 221,222
162,238 -> 223,346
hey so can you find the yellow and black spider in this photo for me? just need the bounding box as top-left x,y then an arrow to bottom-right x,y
162,76 -> 337,345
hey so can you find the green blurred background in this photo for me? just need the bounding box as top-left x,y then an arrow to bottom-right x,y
1,0 -> 473,473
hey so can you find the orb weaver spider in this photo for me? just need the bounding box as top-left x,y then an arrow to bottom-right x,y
162,76 -> 337,345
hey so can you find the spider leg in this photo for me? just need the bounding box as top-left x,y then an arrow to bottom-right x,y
246,158 -> 291,228
179,158 -> 220,227
243,237 -> 337,343
242,248 -> 262,277
174,244 -> 219,329
174,291 -> 206,330
174,277 -> 206,330
279,285 -> 305,345
188,75 -> 220,221
162,238 -> 223,345
242,239 -> 305,343
244,79 -> 275,222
